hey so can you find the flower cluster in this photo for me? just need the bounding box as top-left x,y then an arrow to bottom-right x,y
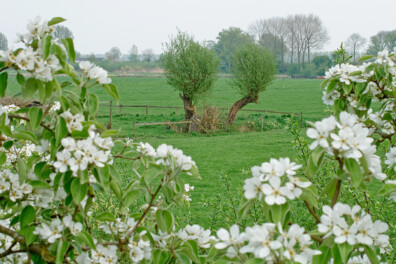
79,61 -> 111,85
183,183 -> 194,201
322,50 -> 396,115
54,111 -> 113,175
0,48 -> 61,82
136,142 -> 198,175
0,169 -> 33,202
243,157 -> 310,205
177,224 -> 214,248
307,111 -> 386,180
89,245 -> 118,264
99,217 -> 137,238
215,223 -> 320,263
318,203 -> 391,253
128,238 -> 152,263
18,16 -> 55,43
34,215 -> 83,244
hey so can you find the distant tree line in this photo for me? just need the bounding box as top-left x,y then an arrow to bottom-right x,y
2,17 -> 392,77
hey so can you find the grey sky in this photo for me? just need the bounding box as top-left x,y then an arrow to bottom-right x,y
1,0 -> 396,55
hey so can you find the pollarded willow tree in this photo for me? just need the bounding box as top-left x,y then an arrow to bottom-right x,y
161,31 -> 219,127
227,43 -> 277,125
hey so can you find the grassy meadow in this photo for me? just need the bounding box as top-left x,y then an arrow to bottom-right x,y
5,76 -> 329,229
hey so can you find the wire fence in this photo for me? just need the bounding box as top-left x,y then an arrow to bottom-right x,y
99,101 -> 303,135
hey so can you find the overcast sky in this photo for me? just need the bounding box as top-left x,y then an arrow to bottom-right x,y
1,0 -> 396,55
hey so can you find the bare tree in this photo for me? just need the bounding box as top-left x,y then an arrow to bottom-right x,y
53,25 -> 74,40
0,32 -> 8,51
302,14 -> 329,64
345,33 -> 367,63
285,15 -> 297,66
106,47 -> 122,61
249,17 -> 288,71
141,49 -> 155,63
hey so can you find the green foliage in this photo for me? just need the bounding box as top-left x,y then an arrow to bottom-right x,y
230,43 -> 277,98
161,31 -> 220,103
214,27 -> 253,72
367,30 -> 396,55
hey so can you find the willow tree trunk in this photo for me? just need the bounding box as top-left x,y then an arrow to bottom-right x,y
180,93 -> 197,132
226,96 -> 257,125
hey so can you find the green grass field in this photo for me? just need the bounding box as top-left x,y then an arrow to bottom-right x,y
5,76 -> 328,229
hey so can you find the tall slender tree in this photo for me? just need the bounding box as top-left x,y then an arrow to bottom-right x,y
345,33 -> 367,63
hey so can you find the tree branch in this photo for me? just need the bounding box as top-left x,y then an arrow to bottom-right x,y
0,224 -> 55,263
126,182 -> 163,238
331,179 -> 342,207
304,201 -> 320,223
112,154 -> 141,161
8,114 -> 53,132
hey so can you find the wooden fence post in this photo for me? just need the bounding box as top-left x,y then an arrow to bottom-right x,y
146,103 -> 149,115
164,123 -> 166,136
261,116 -> 264,132
119,104 -> 122,113
133,121 -> 136,138
109,100 -> 112,129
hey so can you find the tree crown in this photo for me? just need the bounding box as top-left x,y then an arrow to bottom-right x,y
161,31 -> 219,102
230,43 -> 277,99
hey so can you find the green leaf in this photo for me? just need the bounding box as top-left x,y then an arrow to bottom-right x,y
87,93 -> 99,117
337,243 -> 353,263
16,73 -> 25,86
237,197 -> 254,222
0,72 -> 8,97
332,243 -> 342,263
17,158 -> 27,183
23,78 -> 42,98
270,203 -> 290,227
246,259 -> 264,264
313,245 -> 332,264
358,55 -> 374,62
326,79 -> 338,93
55,117 -> 68,146
61,38 -> 76,63
78,231 -> 96,250
101,130 -> 119,138
123,189 -> 140,208
71,178 -> 87,204
378,182 -> 396,196
47,17 -> 66,26
56,240 -> 70,264
175,252 -> 191,264
20,226 -> 36,246
103,84 -> 120,104
181,240 -> 200,263
20,206 -> 35,227
13,131 -> 38,144
2,140 -> 13,150
323,178 -> 338,198
109,180 -> 122,199
28,107 -> 43,129
96,212 -> 116,222
345,158 -> 363,188
43,35 -> 53,60
0,151 -> 6,166
156,209 -> 174,233
364,245 -> 379,264
30,180 -> 52,189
